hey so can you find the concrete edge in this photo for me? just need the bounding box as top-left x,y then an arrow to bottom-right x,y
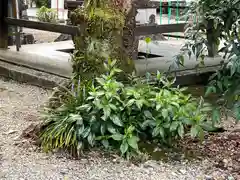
0,59 -> 214,90
0,60 -> 69,89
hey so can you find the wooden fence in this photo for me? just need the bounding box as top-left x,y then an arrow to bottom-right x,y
0,0 -> 187,50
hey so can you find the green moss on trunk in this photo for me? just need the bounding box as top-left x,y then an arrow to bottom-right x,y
69,0 -> 136,82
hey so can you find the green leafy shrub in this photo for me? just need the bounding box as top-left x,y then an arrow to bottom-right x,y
175,0 -> 240,124
205,19 -> 240,122
32,0 -> 50,8
174,0 -> 240,68
37,6 -> 57,23
40,60 -> 212,158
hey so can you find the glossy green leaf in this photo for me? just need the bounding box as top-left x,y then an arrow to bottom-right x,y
101,140 -> 109,148
125,99 -> 135,107
87,132 -> 95,146
212,108 -> 221,124
127,136 -> 139,150
136,100 -> 143,109
111,115 -> 123,127
107,124 -> 116,134
76,104 -> 91,111
170,121 -> 179,132
177,123 -> 184,138
159,127 -> 165,138
152,127 -> 160,137
76,117 -> 83,125
156,104 -> 161,111
190,125 -> 199,138
205,86 -> 216,97
144,110 -> 152,118
120,140 -> 128,154
103,107 -> 111,119
170,102 -> 180,108
100,124 -> 106,135
78,125 -> 85,136
162,109 -> 168,119
112,133 -> 124,141
109,104 -> 117,111
82,127 -> 91,138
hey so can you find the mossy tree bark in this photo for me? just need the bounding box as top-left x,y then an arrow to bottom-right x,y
69,0 -> 137,82
122,0 -> 138,72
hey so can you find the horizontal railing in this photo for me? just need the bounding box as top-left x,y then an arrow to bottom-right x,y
5,17 -> 186,36
5,18 -> 80,35
135,23 -> 186,36
0,0 -> 189,50
64,0 -> 188,9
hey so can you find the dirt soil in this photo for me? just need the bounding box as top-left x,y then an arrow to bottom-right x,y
179,122 -> 240,179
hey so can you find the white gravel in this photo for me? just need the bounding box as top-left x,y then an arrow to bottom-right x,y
0,78 -> 220,180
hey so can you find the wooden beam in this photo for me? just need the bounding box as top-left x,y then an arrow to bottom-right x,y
12,0 -> 21,51
162,33 -> 186,39
135,23 -> 186,36
135,1 -> 187,9
65,1 -> 84,9
64,0 -> 187,10
5,18 -> 80,35
0,0 -> 8,49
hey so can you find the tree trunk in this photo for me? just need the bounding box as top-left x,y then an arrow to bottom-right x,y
207,19 -> 217,57
69,0 -> 139,81
122,0 -> 138,60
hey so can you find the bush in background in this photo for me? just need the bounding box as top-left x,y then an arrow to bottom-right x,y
176,0 -> 240,124
36,6 -> 57,23
32,0 -> 51,8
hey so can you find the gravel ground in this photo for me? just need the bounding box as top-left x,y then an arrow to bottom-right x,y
0,78 -> 229,180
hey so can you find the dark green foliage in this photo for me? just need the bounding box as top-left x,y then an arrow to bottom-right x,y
33,0 -> 50,8
174,0 -> 240,69
175,0 -> 240,124
36,6 -> 57,23
40,60 -> 212,158
205,19 -> 240,122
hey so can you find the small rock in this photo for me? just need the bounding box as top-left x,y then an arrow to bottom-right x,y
143,160 -> 159,169
80,158 -> 88,164
13,135 -> 21,141
171,171 -> 178,176
0,172 -> 6,178
227,176 -> 234,180
60,170 -> 68,175
205,175 -> 213,180
179,169 -> 187,174
4,129 -> 18,135
223,159 -> 228,164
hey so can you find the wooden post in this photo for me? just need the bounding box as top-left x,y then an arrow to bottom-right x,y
13,0 -> 21,51
0,0 -> 8,48
207,19 -> 217,57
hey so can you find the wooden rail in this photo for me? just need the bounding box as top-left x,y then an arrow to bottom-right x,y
1,0 -> 187,50
135,23 -> 186,36
64,1 -> 84,9
64,0 -> 187,9
5,18 -> 80,35
135,1 -> 187,9
5,17 -> 186,37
